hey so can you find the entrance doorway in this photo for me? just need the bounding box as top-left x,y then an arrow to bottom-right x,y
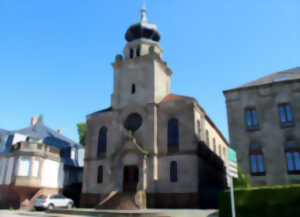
123,165 -> 139,192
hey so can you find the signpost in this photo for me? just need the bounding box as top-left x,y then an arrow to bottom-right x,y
227,147 -> 238,217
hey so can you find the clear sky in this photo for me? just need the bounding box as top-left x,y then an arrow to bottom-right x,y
1,0 -> 300,143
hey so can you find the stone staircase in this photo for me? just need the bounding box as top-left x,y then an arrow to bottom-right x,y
96,192 -> 140,210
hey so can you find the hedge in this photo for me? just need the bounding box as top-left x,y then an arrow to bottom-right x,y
219,185 -> 300,217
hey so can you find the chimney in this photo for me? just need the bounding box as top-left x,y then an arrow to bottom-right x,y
57,129 -> 63,135
31,117 -> 38,126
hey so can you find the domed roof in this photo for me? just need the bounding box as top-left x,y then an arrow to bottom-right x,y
125,9 -> 161,42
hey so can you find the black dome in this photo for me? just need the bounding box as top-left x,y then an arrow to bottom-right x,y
125,9 -> 161,42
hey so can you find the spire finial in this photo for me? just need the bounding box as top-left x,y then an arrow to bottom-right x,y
141,0 -> 147,22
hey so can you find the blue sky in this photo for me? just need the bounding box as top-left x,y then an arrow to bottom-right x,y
1,0 -> 300,143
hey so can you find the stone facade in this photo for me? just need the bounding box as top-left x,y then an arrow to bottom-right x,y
224,67 -> 300,186
81,9 -> 229,209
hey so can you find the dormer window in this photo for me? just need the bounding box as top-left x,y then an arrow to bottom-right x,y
130,48 -> 134,59
131,84 -> 136,94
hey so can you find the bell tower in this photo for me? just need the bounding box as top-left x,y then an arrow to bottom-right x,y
111,7 -> 172,109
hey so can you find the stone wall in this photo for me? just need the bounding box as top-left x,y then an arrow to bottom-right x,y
224,81 -> 300,185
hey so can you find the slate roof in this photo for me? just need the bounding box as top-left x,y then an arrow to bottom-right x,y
225,66 -> 300,92
0,128 -> 9,136
16,123 -> 82,149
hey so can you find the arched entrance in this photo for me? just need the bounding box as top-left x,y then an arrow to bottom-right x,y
123,165 -> 139,192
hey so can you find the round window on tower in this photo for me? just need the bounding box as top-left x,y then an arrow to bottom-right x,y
124,113 -> 143,132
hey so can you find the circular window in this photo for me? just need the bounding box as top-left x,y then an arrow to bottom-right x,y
124,113 -> 143,132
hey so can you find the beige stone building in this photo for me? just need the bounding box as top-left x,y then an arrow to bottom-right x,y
81,8 -> 229,209
224,67 -> 300,186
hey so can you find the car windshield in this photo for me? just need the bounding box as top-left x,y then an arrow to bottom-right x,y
37,195 -> 47,199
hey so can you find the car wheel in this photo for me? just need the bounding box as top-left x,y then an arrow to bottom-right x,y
67,202 -> 73,209
47,204 -> 55,210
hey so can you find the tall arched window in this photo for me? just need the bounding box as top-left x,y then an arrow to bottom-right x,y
131,84 -> 136,94
98,127 -> 107,156
284,141 -> 300,174
168,118 -> 179,153
170,161 -> 178,182
97,165 -> 103,183
249,144 -> 265,175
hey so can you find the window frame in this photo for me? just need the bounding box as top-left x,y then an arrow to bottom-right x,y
284,146 -> 300,174
245,107 -> 259,131
18,157 -> 32,177
278,103 -> 294,127
168,118 -> 179,153
249,145 -> 265,176
97,127 -> 107,157
129,48 -> 134,59
97,165 -> 103,183
131,84 -> 136,94
170,161 -> 178,183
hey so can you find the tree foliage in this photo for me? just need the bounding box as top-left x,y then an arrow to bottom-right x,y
77,122 -> 87,146
233,166 -> 251,188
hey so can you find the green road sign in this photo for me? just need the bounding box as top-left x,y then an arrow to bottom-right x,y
227,147 -> 237,163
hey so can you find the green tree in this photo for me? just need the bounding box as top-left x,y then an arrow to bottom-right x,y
77,122 -> 87,146
38,114 -> 44,124
233,166 -> 251,188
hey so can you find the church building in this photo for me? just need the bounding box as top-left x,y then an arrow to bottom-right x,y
81,8 -> 229,209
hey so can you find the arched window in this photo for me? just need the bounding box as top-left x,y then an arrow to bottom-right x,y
129,48 -> 134,59
97,165 -> 103,183
98,127 -> 107,156
168,118 -> 179,153
170,161 -> 178,182
249,144 -> 265,175
284,141 -> 300,174
131,84 -> 136,94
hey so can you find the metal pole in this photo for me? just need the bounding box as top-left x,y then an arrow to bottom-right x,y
229,176 -> 236,217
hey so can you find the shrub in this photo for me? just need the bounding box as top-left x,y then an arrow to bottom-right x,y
219,185 -> 300,217
233,166 -> 250,188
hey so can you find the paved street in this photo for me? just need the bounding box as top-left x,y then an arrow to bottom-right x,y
0,210 -> 93,217
0,209 -> 218,217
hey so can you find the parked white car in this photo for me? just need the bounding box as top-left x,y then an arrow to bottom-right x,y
34,194 -> 73,210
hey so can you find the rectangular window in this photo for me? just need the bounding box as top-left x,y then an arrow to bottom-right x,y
19,157 -> 31,176
170,161 -> 178,182
206,130 -> 209,145
279,104 -> 294,127
245,108 -> 259,130
97,166 -> 103,183
250,154 -> 265,175
285,151 -> 300,173
71,148 -> 76,160
32,159 -> 40,177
